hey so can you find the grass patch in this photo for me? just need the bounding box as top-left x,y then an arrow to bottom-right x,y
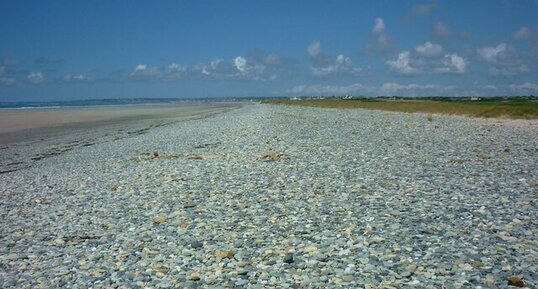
263,99 -> 538,119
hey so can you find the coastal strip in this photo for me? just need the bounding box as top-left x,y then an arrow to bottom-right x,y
0,104 -> 536,288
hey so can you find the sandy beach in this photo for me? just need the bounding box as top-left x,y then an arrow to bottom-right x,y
0,102 -> 242,142
0,102 -> 243,173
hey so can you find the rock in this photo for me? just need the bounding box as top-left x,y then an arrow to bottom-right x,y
156,280 -> 172,288
190,240 -> 203,249
471,261 -> 483,268
153,216 -> 167,224
507,276 -> 524,287
484,275 -> 495,286
215,251 -> 235,259
190,272 -> 200,281
5,253 -> 19,260
283,253 -> 294,264
405,264 -> 417,272
304,245 -> 318,254
153,151 -> 159,158
141,235 -> 153,242
344,264 -> 356,275
155,265 -> 170,275
54,238 -> 66,245
477,206 -> 487,215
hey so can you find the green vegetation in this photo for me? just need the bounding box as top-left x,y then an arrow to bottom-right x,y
263,98 -> 538,119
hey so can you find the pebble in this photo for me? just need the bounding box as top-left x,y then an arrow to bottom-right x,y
0,104 -> 536,289
215,251 -> 235,259
153,216 -> 167,224
54,238 -> 66,245
190,272 -> 201,281
190,240 -> 203,249
283,253 -> 294,264
507,276 -> 525,287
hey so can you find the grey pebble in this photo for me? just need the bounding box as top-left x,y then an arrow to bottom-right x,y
283,253 -> 294,264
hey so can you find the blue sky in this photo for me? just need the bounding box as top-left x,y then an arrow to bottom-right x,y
1,0 -> 538,101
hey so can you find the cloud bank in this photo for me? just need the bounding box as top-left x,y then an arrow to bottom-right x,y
386,41 -> 467,75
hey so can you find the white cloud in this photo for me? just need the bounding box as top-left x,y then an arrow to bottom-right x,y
63,74 -> 91,83
386,51 -> 420,75
380,82 -> 456,95
288,83 -> 366,95
509,82 -> 538,92
0,77 -> 16,85
135,64 -> 147,72
306,42 -> 361,77
201,59 -> 224,75
366,18 -> 393,55
195,56 -> 268,80
167,63 -> 186,73
310,53 -> 361,77
388,42 -> 466,75
27,72 -> 44,84
477,44 -> 506,63
336,54 -> 350,65
514,26 -> 531,40
471,83 -> 538,95
307,42 -> 321,58
249,52 -> 294,71
122,53 -> 289,83
130,63 -> 187,80
433,21 -> 451,38
411,2 -> 436,16
130,64 -> 162,80
514,26 -> 537,41
288,82 -> 459,96
262,54 -> 283,67
373,18 -> 385,33
415,42 -> 443,57
436,54 -> 467,74
234,56 -> 247,72
477,43 -> 529,76
0,65 -> 17,85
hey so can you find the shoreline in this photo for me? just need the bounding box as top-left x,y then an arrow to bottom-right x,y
0,102 -> 245,173
0,102 -> 242,135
